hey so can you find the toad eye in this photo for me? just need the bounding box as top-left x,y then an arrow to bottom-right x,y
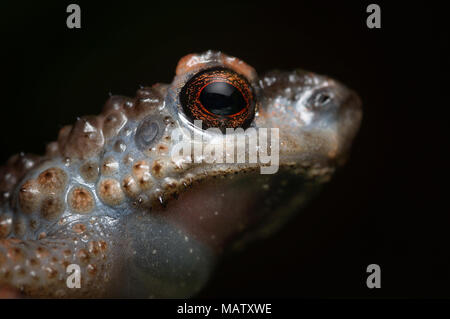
180,67 -> 255,132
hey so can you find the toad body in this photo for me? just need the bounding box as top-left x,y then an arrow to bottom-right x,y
0,51 -> 362,298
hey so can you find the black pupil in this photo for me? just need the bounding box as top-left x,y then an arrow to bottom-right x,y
199,82 -> 246,116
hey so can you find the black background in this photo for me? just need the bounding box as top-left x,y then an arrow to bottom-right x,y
0,1 -> 447,298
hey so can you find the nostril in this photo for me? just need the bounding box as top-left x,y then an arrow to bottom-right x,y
307,87 -> 334,109
316,93 -> 331,105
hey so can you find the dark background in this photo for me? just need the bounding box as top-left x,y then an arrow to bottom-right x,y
0,1 -> 446,298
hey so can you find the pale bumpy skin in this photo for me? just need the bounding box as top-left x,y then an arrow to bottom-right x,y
0,51 -> 362,298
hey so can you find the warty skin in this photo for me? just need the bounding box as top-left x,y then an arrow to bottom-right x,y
0,51 -> 362,298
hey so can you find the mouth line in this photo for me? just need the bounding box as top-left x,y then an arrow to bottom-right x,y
136,159 -> 335,214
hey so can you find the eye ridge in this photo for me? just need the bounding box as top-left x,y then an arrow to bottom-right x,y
180,67 -> 255,131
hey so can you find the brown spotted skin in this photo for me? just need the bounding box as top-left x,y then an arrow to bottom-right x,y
0,51 -> 362,298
